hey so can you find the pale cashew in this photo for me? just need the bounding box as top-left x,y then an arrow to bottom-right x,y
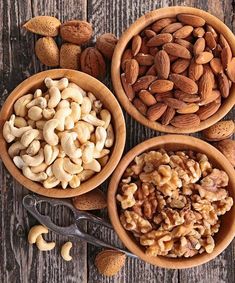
100,109 -> 111,129
44,77 -> 69,90
63,157 -> 83,174
61,181 -> 68,189
54,107 -> 71,131
70,157 -> 82,165
14,94 -> 33,117
93,148 -> 110,159
90,110 -> 97,117
36,234 -> 55,251
22,166 -> 47,181
82,141 -> 94,164
60,132 -> 82,159
77,169 -> 95,181
105,124 -> 114,148
46,166 -> 53,176
31,162 -> 48,173
87,92 -> 96,104
68,82 -> 87,96
8,141 -> 26,158
36,120 -> 46,129
26,97 -> 47,109
75,121 -> 94,133
61,242 -> 73,261
65,116 -> 74,130
22,148 -> 44,166
48,86 -> 61,108
44,144 -> 59,165
95,127 -> 107,151
26,140 -> 41,156
28,106 -> 43,121
93,100 -> 103,113
70,102 -> 81,122
3,121 -> 15,143
43,119 -> 59,146
98,155 -> 109,167
61,87 -> 83,104
13,156 -> 26,169
20,129 -> 40,147
27,119 -> 36,128
69,175 -> 81,188
82,114 -> 105,127
28,225 -> 48,244
52,158 -> 73,182
56,99 -> 70,110
43,176 -> 60,188
42,108 -> 55,120
81,97 -> 92,115
14,116 -> 27,128
58,145 -> 66,158
73,124 -> 90,144
37,130 -> 44,140
4,114 -> 32,140
83,159 -> 101,172
34,89 -> 42,98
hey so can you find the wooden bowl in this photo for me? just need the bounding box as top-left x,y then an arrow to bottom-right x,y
111,6 -> 235,133
0,69 -> 126,198
107,135 -> 235,268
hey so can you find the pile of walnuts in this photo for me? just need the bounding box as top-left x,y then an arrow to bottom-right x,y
116,149 -> 233,257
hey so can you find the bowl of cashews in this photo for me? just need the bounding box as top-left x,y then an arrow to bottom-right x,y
0,69 -> 126,198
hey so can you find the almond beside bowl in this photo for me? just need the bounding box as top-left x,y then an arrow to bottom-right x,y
107,135 -> 235,268
111,6 -> 235,133
0,69 -> 126,198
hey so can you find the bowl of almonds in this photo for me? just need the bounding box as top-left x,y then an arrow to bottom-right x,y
112,6 -> 235,133
108,135 -> 235,268
0,69 -> 126,198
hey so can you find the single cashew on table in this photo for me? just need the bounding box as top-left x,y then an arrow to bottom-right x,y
3,77 -> 115,189
116,149 -> 233,258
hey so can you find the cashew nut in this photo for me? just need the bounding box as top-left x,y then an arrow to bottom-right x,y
22,166 -> 47,181
3,121 -> 15,143
22,148 -> 44,166
36,120 -> 46,129
48,86 -> 61,108
56,99 -> 70,110
90,133 -> 96,143
87,92 -> 96,104
44,144 -> 59,165
5,115 -> 32,140
70,102 -> 81,122
13,156 -> 26,169
65,116 -> 74,130
70,157 -> 82,165
93,100 -> 103,113
100,109 -> 111,129
93,148 -> 110,159
54,107 -> 71,131
27,119 -> 36,128
83,159 -> 101,172
95,127 -> 107,151
36,234 -> 56,251
61,87 -> 83,104
31,162 -> 48,173
105,124 -> 114,148
14,116 -> 27,128
45,77 -> 69,90
77,169 -> 95,181
26,97 -> 47,109
43,119 -> 59,146
28,225 -> 48,244
69,175 -> 81,188
42,108 -> 55,120
8,141 -> 25,158
43,176 -> 60,188
61,181 -> 68,189
34,89 -> 42,98
73,123 -> 90,144
20,129 -> 40,147
14,94 -> 33,117
26,140 -> 41,156
28,106 -> 43,121
46,165 -> 53,176
52,158 -> 73,182
82,141 -> 94,164
61,242 -> 73,261
60,132 -> 82,159
81,97 -> 92,115
82,113 -> 105,127
63,157 -> 83,174
68,82 -> 87,96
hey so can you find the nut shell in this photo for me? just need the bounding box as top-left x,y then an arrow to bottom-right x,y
72,189 -> 106,210
35,37 -> 59,66
60,43 -> 81,70
96,33 -> 118,59
215,139 -> 235,167
203,120 -> 235,141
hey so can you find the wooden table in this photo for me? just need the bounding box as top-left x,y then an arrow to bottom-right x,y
0,0 -> 234,282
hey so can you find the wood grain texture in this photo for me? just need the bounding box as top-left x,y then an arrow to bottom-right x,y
0,0 -> 234,283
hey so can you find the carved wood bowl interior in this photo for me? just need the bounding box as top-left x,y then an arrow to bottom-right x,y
107,135 -> 235,268
0,69 -> 126,198
111,6 -> 235,133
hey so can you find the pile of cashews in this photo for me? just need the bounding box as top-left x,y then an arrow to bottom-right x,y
3,77 -> 115,189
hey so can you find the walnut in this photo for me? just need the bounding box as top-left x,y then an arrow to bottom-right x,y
167,195 -> 188,209
200,169 -> 229,189
131,153 -> 146,175
116,183 -> 138,209
200,236 -> 215,253
160,208 -> 185,230
212,197 -> 233,215
196,153 -> 212,176
197,185 -> 228,201
143,150 -> 170,171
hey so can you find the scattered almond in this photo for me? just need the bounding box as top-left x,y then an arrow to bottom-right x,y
135,53 -> 154,66
171,58 -> 190,74
177,103 -> 199,114
35,37 -> 59,66
170,113 -> 200,128
72,189 -> 107,210
198,71 -> 213,101
161,107 -> 175,125
132,75 -> 156,92
96,33 -> 118,59
218,72 -> 230,98
226,57 -> 235,83
138,90 -> 157,106
132,35 -> 142,56
195,51 -> 213,64
177,14 -> 206,27
203,120 -> 235,141
163,97 -> 187,109
151,18 -> 176,33
193,38 -> 205,55
147,103 -> 167,121
125,59 -> 139,85
221,46 -> 232,69
149,79 -> 174,93
188,59 -> 203,81
197,100 -> 221,120
121,73 -> 135,101
215,139 -> 235,167
205,31 -> 217,50
133,98 -> 147,115
60,43 -> 81,70
193,27 -> 205,38
210,58 -> 223,74
173,25 -> 193,39
154,50 -> 170,79
163,42 -> 191,59
169,74 -> 198,94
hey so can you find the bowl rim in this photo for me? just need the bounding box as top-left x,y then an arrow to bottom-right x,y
107,135 -> 235,268
111,6 -> 235,134
0,69 -> 126,198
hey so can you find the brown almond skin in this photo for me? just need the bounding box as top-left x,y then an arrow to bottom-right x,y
198,71 -> 213,101
60,20 -> 92,45
147,33 -> 173,47
221,46 -> 232,68
171,58 -> 190,74
174,38 -> 193,52
132,35 -> 142,56
149,80 -> 174,93
210,57 -> 223,74
170,114 -> 200,128
195,51 -> 214,64
96,33 -> 118,59
121,49 -> 133,70
121,73 -> 135,101
164,97 -> 187,109
138,90 -> 157,106
188,59 -> 203,81
203,120 -> 235,141
163,43 -> 192,59
161,107 -> 176,125
169,74 -> 198,94
197,100 -> 221,120
177,103 -> 199,114
132,75 -> 156,92
173,25 -> 193,39
174,90 -> 200,103
215,139 -> 235,167
154,50 -> 170,79
145,29 -> 156,38
218,72 -> 230,98
147,103 -> 167,121
125,59 -> 139,85
35,37 -> 59,66
151,18 -> 176,33
72,189 -> 107,210
135,53 -> 154,66
198,90 -> 221,106
161,22 -> 183,33
146,65 -> 157,76
133,98 -> 147,115
205,32 -> 217,50
226,57 -> 235,82
177,14 -> 206,27
155,91 -> 173,102
60,43 -> 81,70
193,38 -> 205,55
193,27 -> 205,38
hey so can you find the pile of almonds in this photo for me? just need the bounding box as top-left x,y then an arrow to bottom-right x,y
23,16 -> 118,80
121,13 -> 235,128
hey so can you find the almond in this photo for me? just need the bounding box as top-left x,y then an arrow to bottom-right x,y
169,74 -> 198,94
72,189 -> 106,210
173,25 -> 194,39
140,37 -> 150,54
139,65 -> 148,76
164,97 -> 187,109
145,29 -> 156,38
210,58 -> 223,74
155,91 -> 173,102
203,120 -> 235,141
174,90 -> 200,102
161,22 -> 183,33
174,38 -> 193,52
138,90 -> 157,106
188,59 -> 203,81
60,43 -> 81,70
198,89 -> 221,106
193,38 -> 205,55
193,27 -> 205,37
163,43 -> 192,59
149,79 -> 174,93
221,46 -> 232,68
147,33 -> 173,47
219,34 -> 230,48
35,37 -> 59,66
215,139 -> 235,167
133,98 -> 147,115
197,100 -> 221,120
177,103 -> 199,114
149,47 -> 159,56
125,59 -> 139,84
218,72 -> 230,98
23,16 -> 61,36
151,18 -> 176,33
121,73 -> 135,101
171,58 -> 190,74
170,113 -> 200,128
195,51 -> 213,64
161,107 -> 176,125
146,65 -> 157,76
205,32 -> 217,50
95,250 -> 126,277
121,49 -> 133,70
177,14 -> 206,27
207,25 -> 218,40
198,71 -> 213,101
96,33 -> 118,59
132,75 -> 156,92
226,57 -> 235,82
60,20 -> 92,45
132,35 -> 142,56
147,103 -> 167,121
135,53 -> 154,65
154,50 -> 170,79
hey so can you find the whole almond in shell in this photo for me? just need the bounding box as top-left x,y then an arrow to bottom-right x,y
215,139 -> 235,167
121,73 -> 135,101
154,50 -> 170,79
147,33 -> 173,47
170,113 -> 200,128
218,72 -> 230,98
60,43 -> 81,70
188,59 -> 203,81
163,42 -> 192,59
138,90 -> 157,106
177,14 -> 206,27
95,249 -> 126,276
125,59 -> 139,85
147,103 -> 167,121
169,74 -> 198,94
35,37 -> 59,66
80,47 -> 106,79
202,120 -> 235,141
171,58 -> 190,74
23,16 -> 61,36
132,35 -> 142,56
72,189 -> 106,210
161,107 -> 175,125
149,79 -> 174,93
195,51 -> 213,64
226,57 -> 235,82
132,75 -> 156,92
60,20 -> 92,45
173,25 -> 193,39
151,17 -> 176,33
96,33 -> 118,59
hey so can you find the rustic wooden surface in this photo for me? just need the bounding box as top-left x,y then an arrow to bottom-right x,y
0,0 -> 234,282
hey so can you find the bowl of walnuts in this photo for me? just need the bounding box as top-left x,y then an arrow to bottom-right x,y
111,6 -> 235,133
107,135 -> 235,268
